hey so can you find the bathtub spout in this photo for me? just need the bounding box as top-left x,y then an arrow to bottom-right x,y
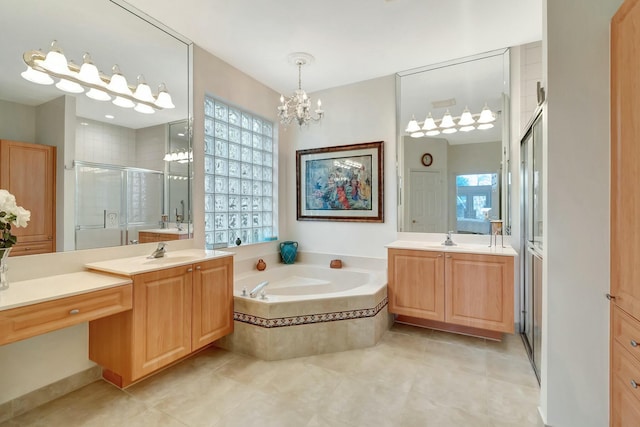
249,281 -> 269,298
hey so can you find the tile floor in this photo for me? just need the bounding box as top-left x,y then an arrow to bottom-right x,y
1,324 -> 542,427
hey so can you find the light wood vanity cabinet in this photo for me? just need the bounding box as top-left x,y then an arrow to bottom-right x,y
138,231 -> 190,243
388,248 -> 514,336
0,140 -> 56,255
88,256 -> 233,387
611,0 -> 640,422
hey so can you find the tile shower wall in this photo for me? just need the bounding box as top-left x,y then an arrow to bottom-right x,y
520,41 -> 542,134
76,118 -> 137,166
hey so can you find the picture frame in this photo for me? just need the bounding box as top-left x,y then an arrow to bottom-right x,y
296,141 -> 384,222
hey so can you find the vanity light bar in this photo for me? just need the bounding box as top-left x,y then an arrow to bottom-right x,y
405,106 -> 498,138
21,42 -> 175,114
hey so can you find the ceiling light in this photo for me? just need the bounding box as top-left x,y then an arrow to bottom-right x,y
477,103 -> 496,124
458,107 -> 475,126
105,114 -> 115,119
442,128 -> 458,134
440,110 -> 455,128
478,123 -> 494,130
278,53 -> 324,127
410,132 -> 425,138
459,125 -> 475,132
56,78 -> 84,93
405,116 -> 421,133
21,66 -> 54,85
421,113 -> 438,131
21,42 -> 174,115
425,130 -> 441,137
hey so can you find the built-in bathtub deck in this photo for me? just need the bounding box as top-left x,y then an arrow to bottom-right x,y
216,263 -> 391,360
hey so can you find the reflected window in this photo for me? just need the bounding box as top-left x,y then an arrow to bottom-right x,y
204,96 -> 275,248
456,173 -> 496,221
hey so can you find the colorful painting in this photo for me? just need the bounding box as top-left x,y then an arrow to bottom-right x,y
296,141 -> 384,222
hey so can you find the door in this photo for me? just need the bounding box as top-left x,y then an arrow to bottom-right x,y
408,170 -> 443,232
388,249 -> 445,321
192,257 -> 233,350
611,0 -> 640,422
132,266 -> 192,379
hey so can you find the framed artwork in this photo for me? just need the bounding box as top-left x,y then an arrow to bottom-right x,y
296,141 -> 384,222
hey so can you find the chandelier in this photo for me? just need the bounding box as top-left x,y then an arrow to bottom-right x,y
21,40 -> 175,114
405,104 -> 496,138
277,53 -> 324,127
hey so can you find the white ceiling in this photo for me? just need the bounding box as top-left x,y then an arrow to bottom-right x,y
125,0 -> 542,94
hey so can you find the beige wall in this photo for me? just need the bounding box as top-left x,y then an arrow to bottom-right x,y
0,100 -> 36,143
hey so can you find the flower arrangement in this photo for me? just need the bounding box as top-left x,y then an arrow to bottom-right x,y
0,189 -> 31,249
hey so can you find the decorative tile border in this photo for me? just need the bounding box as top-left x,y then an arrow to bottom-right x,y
234,297 -> 388,329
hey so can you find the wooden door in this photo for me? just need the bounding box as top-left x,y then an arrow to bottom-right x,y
444,253 -> 514,333
132,266 -> 192,379
388,249 -> 445,321
192,256 -> 233,350
0,140 -> 55,253
408,170 -> 443,232
611,0 -> 640,423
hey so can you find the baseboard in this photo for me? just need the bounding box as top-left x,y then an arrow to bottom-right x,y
0,365 -> 102,423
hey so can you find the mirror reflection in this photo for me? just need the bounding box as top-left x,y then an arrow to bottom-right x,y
0,0 -> 191,253
397,50 -> 509,235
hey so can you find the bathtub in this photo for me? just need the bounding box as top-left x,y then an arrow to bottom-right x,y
216,263 -> 391,360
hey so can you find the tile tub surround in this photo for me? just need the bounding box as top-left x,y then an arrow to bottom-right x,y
217,259 -> 391,360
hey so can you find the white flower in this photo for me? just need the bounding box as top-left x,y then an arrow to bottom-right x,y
0,189 -> 17,213
14,206 -> 30,228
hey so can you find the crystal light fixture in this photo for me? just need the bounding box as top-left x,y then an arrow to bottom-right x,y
277,53 -> 324,127
20,40 -> 175,114
406,104 -> 498,138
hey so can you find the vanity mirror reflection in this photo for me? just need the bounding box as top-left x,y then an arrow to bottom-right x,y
0,0 -> 192,253
397,49 -> 510,235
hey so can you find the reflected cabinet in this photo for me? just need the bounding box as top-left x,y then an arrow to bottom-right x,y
0,140 -> 56,256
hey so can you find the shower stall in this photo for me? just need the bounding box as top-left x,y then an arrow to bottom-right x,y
75,161 -> 164,250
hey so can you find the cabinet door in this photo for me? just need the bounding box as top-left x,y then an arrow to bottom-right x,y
0,140 -> 55,250
445,253 -> 514,333
388,249 -> 445,321
132,266 -> 192,379
192,257 -> 234,350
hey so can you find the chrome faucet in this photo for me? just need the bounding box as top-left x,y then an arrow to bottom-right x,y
442,231 -> 457,246
249,281 -> 269,298
148,242 -> 168,258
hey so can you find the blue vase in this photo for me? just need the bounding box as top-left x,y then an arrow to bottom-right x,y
279,241 -> 298,264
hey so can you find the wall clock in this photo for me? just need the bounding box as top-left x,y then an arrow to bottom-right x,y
421,153 -> 433,167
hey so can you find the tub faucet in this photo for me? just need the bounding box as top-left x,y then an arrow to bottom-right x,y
249,281 -> 269,298
442,231 -> 457,246
148,242 -> 168,258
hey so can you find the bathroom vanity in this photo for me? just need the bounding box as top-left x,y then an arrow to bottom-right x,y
386,241 -> 516,340
85,249 -> 234,387
138,228 -> 192,243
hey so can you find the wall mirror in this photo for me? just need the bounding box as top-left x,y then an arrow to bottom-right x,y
0,0 -> 192,252
396,49 -> 510,235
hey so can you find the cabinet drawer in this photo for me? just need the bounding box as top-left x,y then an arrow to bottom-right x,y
612,340 -> 640,405
613,306 -> 640,363
10,241 -> 53,256
0,285 -> 132,345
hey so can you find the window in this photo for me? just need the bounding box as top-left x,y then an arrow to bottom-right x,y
456,173 -> 496,220
204,96 -> 275,248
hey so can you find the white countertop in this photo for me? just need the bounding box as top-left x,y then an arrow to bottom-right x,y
85,248 -> 234,276
0,271 -> 132,311
385,240 -> 517,257
139,228 -> 191,235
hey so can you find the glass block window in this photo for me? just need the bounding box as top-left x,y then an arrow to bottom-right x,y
204,96 -> 275,248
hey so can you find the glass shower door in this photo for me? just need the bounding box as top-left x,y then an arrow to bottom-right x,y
75,163 -> 125,250
126,169 -> 164,243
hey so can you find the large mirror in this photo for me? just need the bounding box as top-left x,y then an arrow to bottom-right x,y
0,0 -> 192,252
397,50 -> 510,235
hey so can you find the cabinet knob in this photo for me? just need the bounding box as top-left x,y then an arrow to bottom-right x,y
632,340 -> 638,348
445,255 -> 452,258
437,254 -> 443,257
632,379 -> 638,389
69,309 -> 80,315
187,268 -> 193,272
196,266 -> 201,270
606,293 -> 616,301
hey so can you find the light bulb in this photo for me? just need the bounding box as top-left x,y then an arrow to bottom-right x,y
133,75 -> 155,103
442,127 -> 458,134
459,125 -> 475,132
477,123 -> 494,130
56,79 -> 84,93
477,103 -> 496,124
86,88 -> 111,101
422,113 -> 438,131
106,65 -> 133,96
113,96 -> 135,108
77,53 -> 105,86
134,103 -> 155,114
405,116 -> 421,133
425,130 -> 441,137
154,83 -> 175,109
41,41 -> 70,75
410,132 -> 425,138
